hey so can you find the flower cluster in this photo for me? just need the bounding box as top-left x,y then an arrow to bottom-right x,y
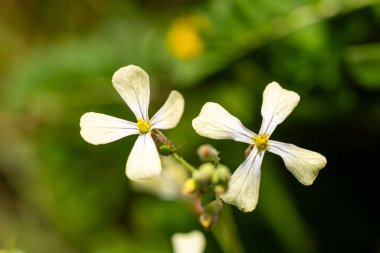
80,65 -> 327,215
182,145 -> 230,196
180,144 -> 230,229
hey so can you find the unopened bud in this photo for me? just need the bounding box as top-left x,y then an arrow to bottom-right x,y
215,165 -> 231,182
197,144 -> 219,162
213,185 -> 227,195
182,178 -> 197,195
199,199 -> 223,229
199,213 -> 213,229
193,163 -> 214,182
211,165 -> 231,184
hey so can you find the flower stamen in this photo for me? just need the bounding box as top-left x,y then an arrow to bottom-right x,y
137,118 -> 151,134
253,134 -> 269,151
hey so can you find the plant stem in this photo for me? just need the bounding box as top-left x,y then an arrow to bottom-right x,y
212,205 -> 245,253
172,153 -> 197,173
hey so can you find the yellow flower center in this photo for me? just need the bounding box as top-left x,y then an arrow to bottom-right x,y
253,134 -> 269,151
136,118 -> 151,134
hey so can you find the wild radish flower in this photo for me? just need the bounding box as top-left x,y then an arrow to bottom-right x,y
192,82 -> 327,212
80,65 -> 184,180
172,230 -> 206,253
130,156 -> 189,200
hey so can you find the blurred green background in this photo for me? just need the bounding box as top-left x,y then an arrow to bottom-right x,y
0,0 -> 379,252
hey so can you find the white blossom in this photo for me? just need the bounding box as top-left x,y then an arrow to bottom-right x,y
192,82 -> 326,212
172,230 -> 206,253
80,65 -> 184,180
130,156 -> 189,200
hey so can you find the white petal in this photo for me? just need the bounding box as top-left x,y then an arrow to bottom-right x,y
80,112 -> 139,145
268,140 -> 327,185
112,65 -> 150,120
192,102 -> 255,144
131,156 -> 189,200
150,90 -> 185,129
259,82 -> 300,135
126,133 -> 161,180
221,148 -> 264,212
172,230 -> 206,253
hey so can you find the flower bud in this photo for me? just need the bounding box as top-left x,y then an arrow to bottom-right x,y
199,199 -> 223,229
197,144 -> 219,163
199,213 -> 213,229
210,165 -> 229,183
182,178 -> 197,195
193,163 -> 214,182
215,165 -> 231,182
213,185 -> 227,195
210,165 -> 231,194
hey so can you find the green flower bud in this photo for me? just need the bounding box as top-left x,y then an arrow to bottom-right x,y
210,165 -> 231,184
215,165 -> 231,182
193,163 -> 214,182
214,185 -> 227,195
210,170 -> 219,184
199,199 -> 223,229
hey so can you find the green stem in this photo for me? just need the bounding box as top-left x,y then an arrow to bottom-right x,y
172,153 -> 197,173
212,205 -> 245,253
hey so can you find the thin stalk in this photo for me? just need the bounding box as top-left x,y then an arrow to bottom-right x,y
212,205 -> 245,253
172,152 -> 197,173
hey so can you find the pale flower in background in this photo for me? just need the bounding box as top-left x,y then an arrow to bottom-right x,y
172,230 -> 206,253
192,82 -> 327,212
130,156 -> 189,200
80,65 -> 185,180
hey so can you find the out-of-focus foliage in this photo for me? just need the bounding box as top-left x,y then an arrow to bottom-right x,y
0,0 -> 379,252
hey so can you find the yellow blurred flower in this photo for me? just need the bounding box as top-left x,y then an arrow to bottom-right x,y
167,15 -> 208,60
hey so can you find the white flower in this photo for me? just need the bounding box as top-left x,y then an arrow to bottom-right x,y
192,82 -> 327,212
172,230 -> 206,253
80,65 -> 185,180
130,156 -> 189,200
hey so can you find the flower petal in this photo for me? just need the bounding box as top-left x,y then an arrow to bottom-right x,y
221,148 -> 264,212
172,230 -> 206,253
131,156 -> 188,200
150,90 -> 185,129
259,82 -> 300,135
192,102 -> 255,144
126,133 -> 161,180
268,140 -> 327,185
112,65 -> 150,120
80,112 -> 139,145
